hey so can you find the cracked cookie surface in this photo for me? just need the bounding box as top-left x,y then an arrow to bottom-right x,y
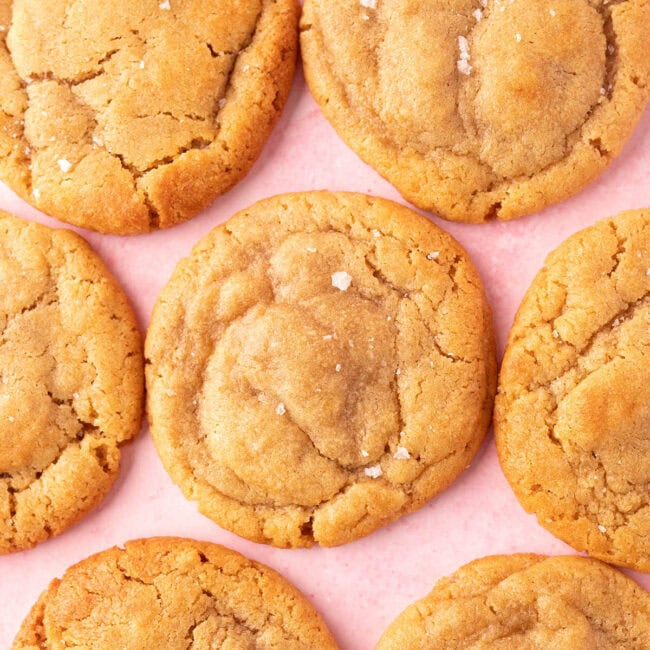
0,210 -> 143,553
12,536 -> 339,649
301,0 -> 650,224
495,209 -> 650,571
145,192 -> 496,547
376,554 -> 650,648
0,0 -> 298,234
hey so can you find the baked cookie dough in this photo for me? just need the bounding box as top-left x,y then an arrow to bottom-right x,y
301,0 -> 650,224
0,0 -> 299,234
12,536 -> 339,649
376,554 -> 650,648
146,191 -> 496,547
496,209 -> 650,571
0,211 -> 143,553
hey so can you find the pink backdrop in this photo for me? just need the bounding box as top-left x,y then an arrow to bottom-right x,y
1,63 -> 649,648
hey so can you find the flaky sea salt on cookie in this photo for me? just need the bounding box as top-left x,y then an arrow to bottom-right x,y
496,209 -> 650,571
301,0 -> 650,223
0,211 -> 143,554
145,191 -> 496,548
377,555 -> 650,648
0,0 -> 299,234
12,537 -> 339,649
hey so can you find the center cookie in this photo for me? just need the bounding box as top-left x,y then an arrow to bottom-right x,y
0,0 -> 298,234
146,192 -> 496,547
301,0 -> 650,223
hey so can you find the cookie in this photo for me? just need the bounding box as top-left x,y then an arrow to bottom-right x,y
376,554 -> 650,648
301,0 -> 650,224
146,191 -> 496,548
0,210 -> 143,553
12,536 -> 339,649
495,209 -> 650,571
0,0 -> 298,234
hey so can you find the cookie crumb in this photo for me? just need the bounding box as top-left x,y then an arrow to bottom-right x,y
364,464 -> 382,478
394,446 -> 410,460
275,402 -> 286,415
159,0 -> 171,8
57,158 -> 72,173
331,271 -> 352,291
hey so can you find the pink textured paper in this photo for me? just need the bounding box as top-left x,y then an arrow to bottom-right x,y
0,66 -> 649,649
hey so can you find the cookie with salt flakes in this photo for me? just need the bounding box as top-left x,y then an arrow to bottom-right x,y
377,555 -> 650,648
145,191 -> 496,547
301,0 -> 650,223
0,0 -> 298,234
0,210 -> 143,554
495,209 -> 650,572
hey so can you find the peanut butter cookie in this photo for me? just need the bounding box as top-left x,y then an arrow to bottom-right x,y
377,554 -> 650,648
146,192 -> 496,547
13,537 -> 339,649
301,0 -> 650,223
0,210 -> 143,553
0,0 -> 298,234
496,209 -> 650,571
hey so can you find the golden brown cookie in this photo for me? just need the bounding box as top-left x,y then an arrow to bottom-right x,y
146,191 -> 496,548
301,0 -> 650,224
376,554 -> 650,648
0,0 -> 298,234
495,209 -> 650,571
12,536 -> 339,649
0,210 -> 143,553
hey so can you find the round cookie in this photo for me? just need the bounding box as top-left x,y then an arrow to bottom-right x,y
0,210 -> 143,553
0,0 -> 299,234
146,191 -> 496,547
301,0 -> 650,224
495,209 -> 650,571
12,536 -> 339,649
376,554 -> 650,648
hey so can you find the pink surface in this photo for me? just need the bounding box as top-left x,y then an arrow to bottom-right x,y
1,64 -> 650,649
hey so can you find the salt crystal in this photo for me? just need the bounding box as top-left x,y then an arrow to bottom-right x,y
58,158 -> 72,173
394,446 -> 410,460
164,388 -> 176,397
457,59 -> 472,76
306,247 -> 317,253
598,524 -> 607,533
372,229 -> 381,238
8,416 -> 15,422
159,0 -> 171,9
275,402 -> 286,415
360,0 -> 377,8
364,464 -> 382,478
32,187 -> 41,200
552,329 -> 560,339
361,449 -> 369,458
472,8 -> 482,21
331,271 -> 352,291
427,251 -> 439,260
515,33 -> 522,42
549,8 -> 556,16
335,363 -> 342,372
323,334 -> 333,341
139,60 -> 145,69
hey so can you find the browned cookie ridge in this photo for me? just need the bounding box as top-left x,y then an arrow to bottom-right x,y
496,209 -> 650,571
376,555 -> 650,648
12,537 -> 339,649
301,0 -> 650,223
146,192 -> 496,548
0,211 -> 143,553
0,0 -> 299,234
